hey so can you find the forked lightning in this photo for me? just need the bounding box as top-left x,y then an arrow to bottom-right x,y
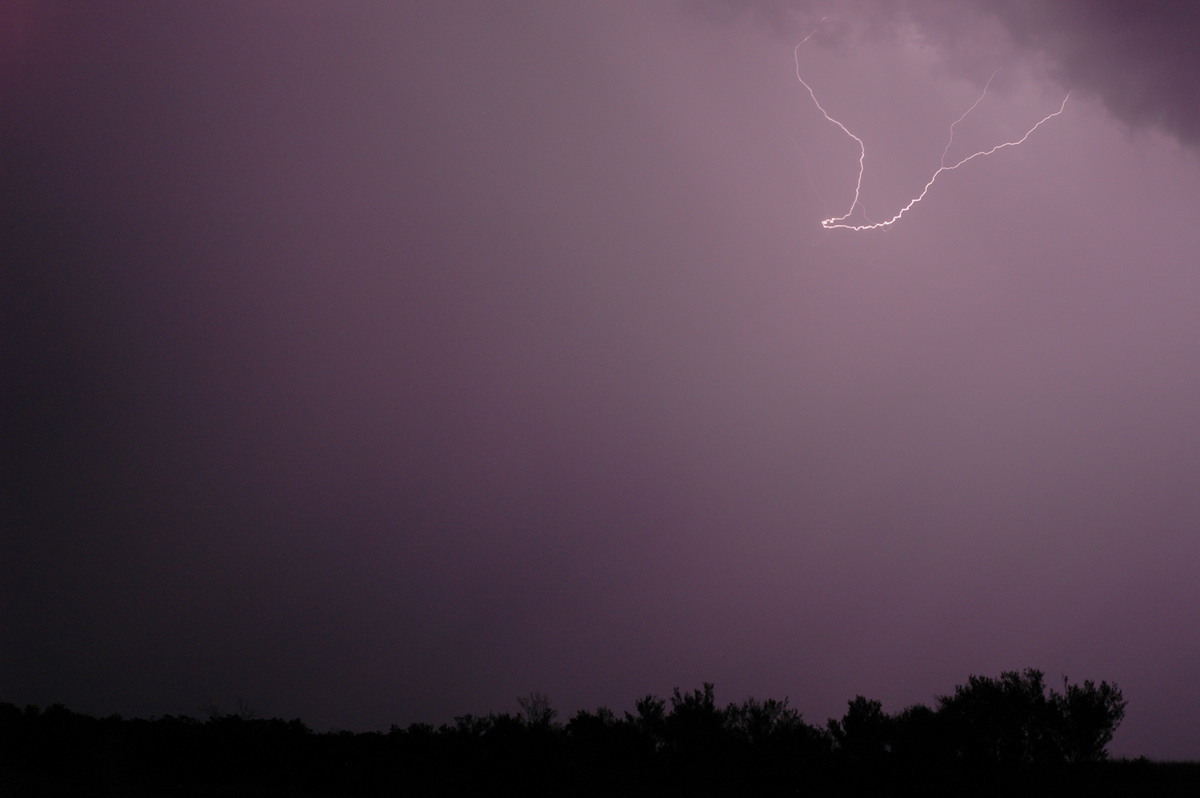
794,41 -> 1069,231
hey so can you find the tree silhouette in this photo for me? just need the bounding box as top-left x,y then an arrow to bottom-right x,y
1053,677 -> 1127,764
938,668 -> 1054,765
829,695 -> 892,764
937,668 -> 1126,766
725,696 -> 807,748
0,670 -> 1151,797
889,703 -> 946,767
516,691 -> 558,728
665,683 -> 725,755
625,694 -> 667,752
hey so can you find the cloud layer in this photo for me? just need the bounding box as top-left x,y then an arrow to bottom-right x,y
701,0 -> 1200,149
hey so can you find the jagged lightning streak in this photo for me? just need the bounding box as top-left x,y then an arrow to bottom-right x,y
793,42 -> 1069,231
941,70 -> 1000,169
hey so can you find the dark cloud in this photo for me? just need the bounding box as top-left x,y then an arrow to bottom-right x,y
695,0 -> 1200,149
969,0 -> 1200,148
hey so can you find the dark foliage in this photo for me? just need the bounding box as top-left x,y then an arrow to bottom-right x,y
0,670 -> 1183,797
936,669 -> 1128,767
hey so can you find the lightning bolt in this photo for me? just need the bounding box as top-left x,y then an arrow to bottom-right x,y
793,42 -> 1069,231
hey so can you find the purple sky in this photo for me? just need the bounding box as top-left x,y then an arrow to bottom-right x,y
5,1 -> 1200,760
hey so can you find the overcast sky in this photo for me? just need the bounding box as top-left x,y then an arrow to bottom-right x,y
4,1 -> 1200,760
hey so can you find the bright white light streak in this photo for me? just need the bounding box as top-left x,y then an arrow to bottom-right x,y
793,42 -> 1069,231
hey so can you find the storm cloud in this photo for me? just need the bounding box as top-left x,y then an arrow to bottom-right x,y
702,0 -> 1200,149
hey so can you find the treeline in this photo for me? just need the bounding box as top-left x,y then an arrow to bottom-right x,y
2,669 -> 1194,797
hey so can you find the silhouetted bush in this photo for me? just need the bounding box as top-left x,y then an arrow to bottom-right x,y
937,669 -> 1127,768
